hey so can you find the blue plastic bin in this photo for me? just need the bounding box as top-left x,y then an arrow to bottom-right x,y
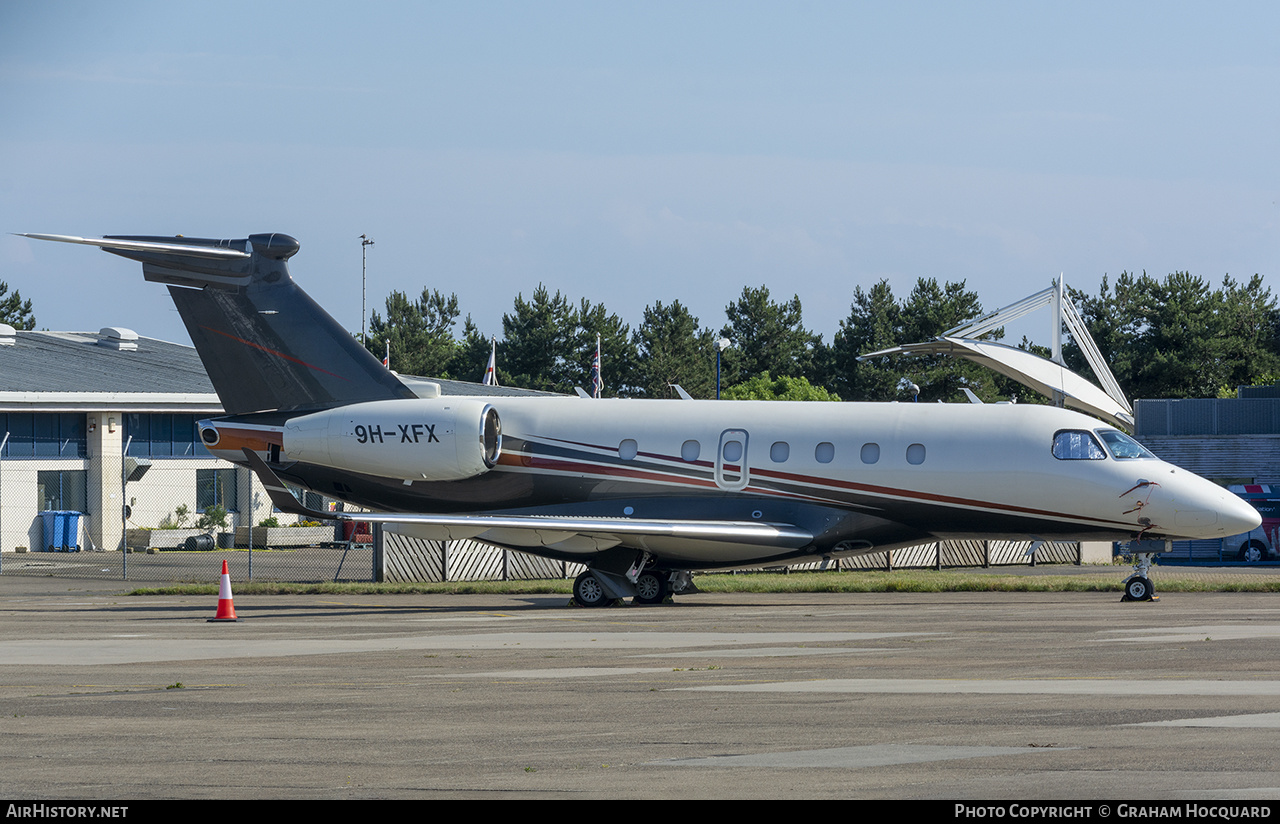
40,511 -> 81,552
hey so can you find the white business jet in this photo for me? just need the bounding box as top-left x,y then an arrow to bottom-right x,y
19,232 -> 1260,605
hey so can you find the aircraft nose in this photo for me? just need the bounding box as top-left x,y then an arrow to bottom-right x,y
1174,479 -> 1261,538
1220,490 -> 1263,536
1157,470 -> 1262,539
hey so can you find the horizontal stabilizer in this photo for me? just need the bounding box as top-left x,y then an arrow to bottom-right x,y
15,233 -> 251,260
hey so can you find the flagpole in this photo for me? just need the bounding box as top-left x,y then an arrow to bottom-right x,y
590,333 -> 602,399
483,336 -> 499,386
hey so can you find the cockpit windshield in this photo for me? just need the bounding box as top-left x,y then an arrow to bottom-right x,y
1051,430 -> 1106,460
1096,429 -> 1156,460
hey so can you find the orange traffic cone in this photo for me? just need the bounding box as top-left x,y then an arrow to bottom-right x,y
208,559 -> 240,622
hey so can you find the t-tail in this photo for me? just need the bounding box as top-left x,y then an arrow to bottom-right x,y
18,232 -> 415,415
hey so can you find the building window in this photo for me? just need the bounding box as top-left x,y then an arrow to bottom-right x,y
197,468 -> 238,512
125,413 -> 209,458
0,413 -> 86,458
37,470 -> 88,512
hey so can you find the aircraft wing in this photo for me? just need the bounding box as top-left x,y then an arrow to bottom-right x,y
242,448 -> 813,551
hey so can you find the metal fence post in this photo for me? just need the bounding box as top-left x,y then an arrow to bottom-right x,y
121,435 -> 131,580
0,432 -> 6,574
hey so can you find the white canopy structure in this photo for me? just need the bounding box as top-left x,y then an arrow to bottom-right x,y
859,278 -> 1135,430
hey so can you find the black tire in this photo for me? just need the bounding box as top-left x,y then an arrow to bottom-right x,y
634,570 -> 669,604
1238,540 -> 1267,563
1125,576 -> 1153,601
573,571 -> 611,608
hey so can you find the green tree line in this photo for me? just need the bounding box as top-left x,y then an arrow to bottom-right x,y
354,271 -> 1279,402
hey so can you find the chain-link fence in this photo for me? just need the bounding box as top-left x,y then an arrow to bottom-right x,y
0,456 -> 376,583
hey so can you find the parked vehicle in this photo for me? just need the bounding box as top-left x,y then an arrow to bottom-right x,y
1227,486 -> 1279,562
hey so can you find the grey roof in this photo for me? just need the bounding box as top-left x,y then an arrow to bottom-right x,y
401,375 -> 564,398
0,331 -> 215,396
0,331 -> 560,411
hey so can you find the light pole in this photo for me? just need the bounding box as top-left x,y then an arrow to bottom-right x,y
360,234 -> 375,344
716,338 -> 731,399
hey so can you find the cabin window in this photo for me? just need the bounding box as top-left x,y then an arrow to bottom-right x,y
722,440 -> 743,463
681,440 -> 700,462
815,442 -> 834,464
770,441 -> 790,463
619,439 -> 638,461
860,443 -> 880,464
906,443 -> 926,465
1052,430 -> 1106,460
1096,429 -> 1155,460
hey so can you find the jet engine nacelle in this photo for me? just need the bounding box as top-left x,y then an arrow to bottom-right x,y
281,398 -> 501,482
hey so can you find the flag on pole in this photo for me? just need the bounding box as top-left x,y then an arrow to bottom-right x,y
589,333 -> 602,399
383,340 -> 390,369
482,337 -> 499,386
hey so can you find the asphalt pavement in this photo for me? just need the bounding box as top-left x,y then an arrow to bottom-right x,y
1,572 -> 1279,800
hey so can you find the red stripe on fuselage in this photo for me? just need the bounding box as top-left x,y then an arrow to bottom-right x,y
504,441 -> 1139,531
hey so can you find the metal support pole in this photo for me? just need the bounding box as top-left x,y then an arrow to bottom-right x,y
121,435 -> 132,580
0,432 -> 6,574
360,234 -> 374,344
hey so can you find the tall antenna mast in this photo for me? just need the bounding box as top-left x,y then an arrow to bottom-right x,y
360,234 -> 375,344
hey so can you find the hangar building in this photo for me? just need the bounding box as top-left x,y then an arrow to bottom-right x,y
0,323 -> 269,553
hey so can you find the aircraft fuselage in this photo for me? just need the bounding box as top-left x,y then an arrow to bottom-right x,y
202,396 -> 1258,569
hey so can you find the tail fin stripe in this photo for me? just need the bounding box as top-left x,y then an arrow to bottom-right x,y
200,324 -> 352,382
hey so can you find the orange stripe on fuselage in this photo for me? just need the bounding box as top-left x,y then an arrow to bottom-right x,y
209,427 -> 283,454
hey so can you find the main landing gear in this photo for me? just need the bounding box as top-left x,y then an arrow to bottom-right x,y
634,569 -> 670,604
571,564 -> 692,608
1121,552 -> 1158,602
572,571 -> 613,608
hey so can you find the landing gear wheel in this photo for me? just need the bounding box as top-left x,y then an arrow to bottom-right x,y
573,571 -> 611,608
634,570 -> 669,604
1121,551 -> 1159,603
1124,576 -> 1153,602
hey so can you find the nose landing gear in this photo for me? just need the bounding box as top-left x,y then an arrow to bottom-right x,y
1121,551 -> 1159,602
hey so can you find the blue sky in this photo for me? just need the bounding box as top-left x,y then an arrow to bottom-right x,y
1,1 -> 1276,353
